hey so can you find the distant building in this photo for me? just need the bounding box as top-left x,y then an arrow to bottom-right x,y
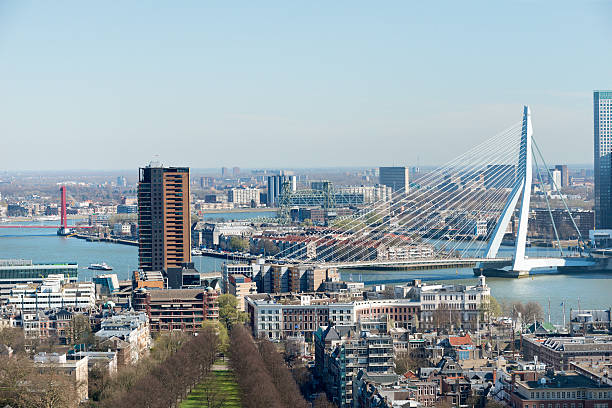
138,165 -> 191,273
379,167 -> 409,193
569,309 -> 612,335
267,173 -> 297,206
549,168 -> 562,189
555,164 -> 569,187
228,187 -> 260,207
232,166 -> 240,178
595,90 -> 612,229
117,204 -> 137,214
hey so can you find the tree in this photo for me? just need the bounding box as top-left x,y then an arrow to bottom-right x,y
218,294 -> 248,329
71,313 -> 93,346
313,393 -> 337,408
228,236 -> 250,252
0,327 -> 26,353
480,296 -> 502,319
203,320 -> 229,354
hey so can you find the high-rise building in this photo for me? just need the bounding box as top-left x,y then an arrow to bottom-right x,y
266,172 -> 296,206
594,90 -> 612,229
379,166 -> 409,193
554,164 -> 569,187
549,168 -> 562,190
232,166 -> 240,178
138,165 -> 191,272
221,167 -> 229,178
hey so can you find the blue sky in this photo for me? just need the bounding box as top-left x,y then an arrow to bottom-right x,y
0,1 -> 610,170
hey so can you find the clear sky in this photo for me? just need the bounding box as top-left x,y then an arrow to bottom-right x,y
0,1 -> 610,170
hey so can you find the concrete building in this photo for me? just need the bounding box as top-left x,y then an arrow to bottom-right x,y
402,276 -> 491,331
228,187 -> 260,207
33,352 -> 89,402
267,173 -> 297,206
379,167 -> 409,193
6,275 -> 95,312
508,370 -> 612,408
569,309 -> 612,335
94,312 -> 151,365
138,164 -> 191,272
595,90 -> 612,229
132,287 -> 219,332
555,164 -> 570,188
227,274 -> 257,311
315,323 -> 395,408
522,335 -> 612,371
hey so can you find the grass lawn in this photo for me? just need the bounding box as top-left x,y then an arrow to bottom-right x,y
180,369 -> 241,408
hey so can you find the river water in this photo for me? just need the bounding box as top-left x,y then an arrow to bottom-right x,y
1,212 -> 610,325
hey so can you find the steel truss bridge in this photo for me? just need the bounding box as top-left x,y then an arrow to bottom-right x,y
272,106 -> 597,277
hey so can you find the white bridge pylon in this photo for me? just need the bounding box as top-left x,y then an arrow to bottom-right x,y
483,106 -> 594,275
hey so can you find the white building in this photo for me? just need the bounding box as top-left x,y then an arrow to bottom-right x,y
228,188 -> 260,207
6,275 -> 95,311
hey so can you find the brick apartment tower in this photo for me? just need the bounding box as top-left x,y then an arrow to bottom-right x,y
138,165 -> 191,272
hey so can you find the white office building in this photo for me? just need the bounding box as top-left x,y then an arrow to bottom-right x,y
6,275 -> 95,311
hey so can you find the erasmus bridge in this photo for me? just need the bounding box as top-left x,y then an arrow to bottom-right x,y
270,106 -> 597,277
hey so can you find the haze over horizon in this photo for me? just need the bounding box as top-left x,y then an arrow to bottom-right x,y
1,1 -> 610,171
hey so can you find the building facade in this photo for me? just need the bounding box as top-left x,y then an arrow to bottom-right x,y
594,90 -> 612,229
379,167 -> 409,193
138,165 -> 191,272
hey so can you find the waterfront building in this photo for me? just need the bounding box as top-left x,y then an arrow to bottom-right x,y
595,90 -> 612,229
0,259 -> 78,283
379,167 -> 409,193
530,209 -> 594,240
137,164 -> 191,273
314,323 -> 395,408
6,275 -> 95,312
132,287 -> 219,332
227,187 -> 260,207
569,309 -> 612,335
92,273 -> 120,295
353,370 -> 439,407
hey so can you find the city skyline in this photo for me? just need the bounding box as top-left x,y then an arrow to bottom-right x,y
1,2 -> 611,170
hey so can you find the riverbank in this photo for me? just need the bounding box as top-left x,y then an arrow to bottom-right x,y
72,234 -> 138,246
200,207 -> 276,214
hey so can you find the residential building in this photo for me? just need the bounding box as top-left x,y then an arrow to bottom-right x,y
594,90 -> 612,229
227,274 -> 257,311
379,167 -> 409,193
315,324 -> 395,408
94,312 -> 151,365
33,352 -> 89,402
228,187 -> 260,207
138,164 -> 191,272
132,287 -> 219,332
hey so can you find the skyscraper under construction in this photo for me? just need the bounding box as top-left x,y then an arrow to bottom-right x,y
138,164 -> 191,273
